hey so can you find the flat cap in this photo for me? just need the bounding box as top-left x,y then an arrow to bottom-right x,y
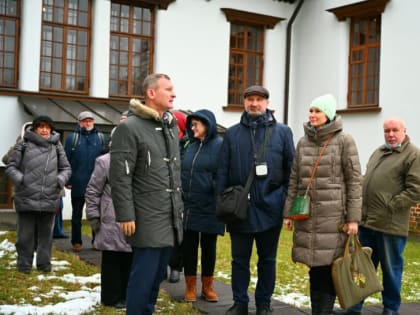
78,111 -> 94,121
243,85 -> 269,99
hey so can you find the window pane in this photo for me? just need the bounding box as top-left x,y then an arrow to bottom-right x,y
66,59 -> 75,75
5,20 -> 15,35
52,73 -> 61,88
4,68 -> 13,84
67,30 -> 76,44
4,52 -> 13,67
53,43 -> 62,57
77,61 -> 86,76
67,44 -> 76,60
5,36 -> 14,51
52,58 -> 61,73
66,76 -> 75,89
79,12 -> 88,27
77,46 -> 86,59
110,36 -> 119,50
54,27 -> 63,42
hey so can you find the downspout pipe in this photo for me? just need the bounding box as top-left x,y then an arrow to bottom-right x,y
283,0 -> 304,125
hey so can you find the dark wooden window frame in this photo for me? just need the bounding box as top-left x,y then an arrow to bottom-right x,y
328,0 -> 390,114
0,0 -> 20,88
221,8 -> 283,111
109,1 -> 155,98
39,0 -> 92,94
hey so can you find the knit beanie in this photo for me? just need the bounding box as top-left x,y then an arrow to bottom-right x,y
173,111 -> 187,139
32,115 -> 54,131
309,94 -> 337,121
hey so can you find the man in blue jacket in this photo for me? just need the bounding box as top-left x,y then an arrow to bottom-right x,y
65,111 -> 106,252
216,85 -> 295,315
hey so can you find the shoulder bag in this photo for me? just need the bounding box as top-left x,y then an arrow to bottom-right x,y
288,134 -> 333,220
216,126 -> 272,223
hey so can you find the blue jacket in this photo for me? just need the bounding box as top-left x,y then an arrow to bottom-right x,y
182,110 -> 225,235
216,110 -> 295,233
65,125 -> 106,197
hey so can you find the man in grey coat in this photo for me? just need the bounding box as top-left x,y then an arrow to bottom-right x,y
110,73 -> 183,315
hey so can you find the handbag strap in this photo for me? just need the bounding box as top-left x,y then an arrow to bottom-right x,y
244,125 -> 273,193
344,234 -> 363,257
304,133 -> 334,196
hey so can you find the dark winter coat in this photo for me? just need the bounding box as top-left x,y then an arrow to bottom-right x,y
181,110 -> 225,235
361,135 -> 420,237
6,129 -> 71,212
283,116 -> 362,267
85,153 -> 131,252
109,99 -> 183,248
216,110 -> 295,233
64,125 -> 106,197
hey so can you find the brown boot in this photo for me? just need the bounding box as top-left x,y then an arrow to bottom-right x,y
201,276 -> 218,302
184,275 -> 197,302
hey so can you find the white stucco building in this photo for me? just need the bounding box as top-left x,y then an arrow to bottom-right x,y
0,0 -> 418,218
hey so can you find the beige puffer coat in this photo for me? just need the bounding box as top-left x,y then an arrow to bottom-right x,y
283,116 -> 362,267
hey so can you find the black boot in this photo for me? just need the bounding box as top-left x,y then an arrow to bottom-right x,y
310,290 -> 322,315
319,293 -> 336,315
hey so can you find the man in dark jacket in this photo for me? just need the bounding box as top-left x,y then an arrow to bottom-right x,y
65,111 -> 106,252
216,85 -> 295,315
110,73 -> 183,315
340,117 -> 420,315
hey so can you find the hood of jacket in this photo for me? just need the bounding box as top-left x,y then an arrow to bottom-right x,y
303,115 -> 343,142
186,109 -> 218,144
24,129 -> 60,147
129,98 -> 176,127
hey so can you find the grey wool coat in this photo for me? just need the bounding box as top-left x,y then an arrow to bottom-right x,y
6,129 -> 71,212
283,116 -> 362,267
109,99 -> 183,248
85,153 -> 131,252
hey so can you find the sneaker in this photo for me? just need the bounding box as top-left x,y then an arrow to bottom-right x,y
225,303 -> 248,315
72,244 -> 82,252
382,310 -> 399,315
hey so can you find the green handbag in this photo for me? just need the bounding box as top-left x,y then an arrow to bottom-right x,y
289,194 -> 310,220
288,134 -> 333,220
332,234 -> 383,309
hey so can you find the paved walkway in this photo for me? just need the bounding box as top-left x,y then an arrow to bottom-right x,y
51,232 -> 420,315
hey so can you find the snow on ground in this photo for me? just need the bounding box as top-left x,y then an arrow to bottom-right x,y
0,237 -> 101,315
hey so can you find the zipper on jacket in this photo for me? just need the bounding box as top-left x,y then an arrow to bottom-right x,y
188,142 -> 203,193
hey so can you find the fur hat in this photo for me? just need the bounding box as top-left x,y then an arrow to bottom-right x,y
309,94 -> 337,121
32,115 -> 54,131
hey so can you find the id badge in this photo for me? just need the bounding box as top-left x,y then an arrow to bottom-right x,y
255,162 -> 268,178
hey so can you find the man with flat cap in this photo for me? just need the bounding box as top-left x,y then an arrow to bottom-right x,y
216,85 -> 295,315
64,111 -> 107,252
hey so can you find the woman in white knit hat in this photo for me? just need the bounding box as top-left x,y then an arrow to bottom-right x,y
283,94 -> 363,315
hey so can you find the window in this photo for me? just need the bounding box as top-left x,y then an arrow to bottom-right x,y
221,8 -> 283,109
228,24 -> 264,107
109,2 -> 154,97
0,0 -> 20,88
40,0 -> 91,94
328,0 -> 389,110
349,16 -> 381,107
